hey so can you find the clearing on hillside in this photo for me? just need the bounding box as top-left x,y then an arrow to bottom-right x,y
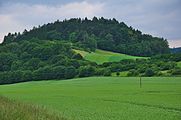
74,49 -> 146,64
177,61 -> 181,68
0,77 -> 180,120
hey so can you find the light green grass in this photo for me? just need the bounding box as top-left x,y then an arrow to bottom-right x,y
111,71 -> 129,77
0,77 -> 181,120
177,61 -> 181,68
74,49 -> 146,64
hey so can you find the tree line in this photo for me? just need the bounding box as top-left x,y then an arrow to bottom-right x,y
0,39 -> 180,84
101,54 -> 181,77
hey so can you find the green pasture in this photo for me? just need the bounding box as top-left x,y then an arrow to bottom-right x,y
0,77 -> 181,120
74,49 -> 146,64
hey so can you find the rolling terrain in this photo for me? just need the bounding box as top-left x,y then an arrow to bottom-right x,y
0,17 -> 180,120
0,77 -> 181,120
74,49 -> 146,64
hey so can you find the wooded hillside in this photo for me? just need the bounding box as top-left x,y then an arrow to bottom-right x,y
3,17 -> 170,56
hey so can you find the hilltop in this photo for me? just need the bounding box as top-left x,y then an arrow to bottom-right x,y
3,17 -> 169,56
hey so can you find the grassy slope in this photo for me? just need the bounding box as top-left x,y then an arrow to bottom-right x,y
74,49 -> 146,64
0,96 -> 66,120
0,77 -> 181,120
177,61 -> 181,68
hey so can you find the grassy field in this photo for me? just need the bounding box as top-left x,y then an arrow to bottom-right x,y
0,96 -> 66,120
74,49 -> 146,64
0,77 -> 181,120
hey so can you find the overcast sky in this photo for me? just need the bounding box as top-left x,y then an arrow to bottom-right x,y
0,0 -> 181,47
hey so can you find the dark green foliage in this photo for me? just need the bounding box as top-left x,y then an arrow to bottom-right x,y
0,53 -> 17,71
171,68 -> 181,75
79,66 -> 96,77
65,66 -> 77,79
24,58 -> 42,70
0,40 -> 100,84
3,17 -> 169,56
72,53 -> 83,60
116,72 -> 120,76
0,71 -> 24,84
106,53 -> 181,77
144,68 -> 155,77
95,68 -> 111,76
151,53 -> 181,62
127,69 -> 139,76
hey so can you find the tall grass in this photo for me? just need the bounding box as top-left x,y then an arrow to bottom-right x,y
0,96 -> 67,120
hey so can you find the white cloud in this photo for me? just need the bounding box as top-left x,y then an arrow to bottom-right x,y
0,1 -> 104,43
168,39 -> 181,48
99,0 -> 181,47
0,0 -> 180,48
0,14 -> 26,43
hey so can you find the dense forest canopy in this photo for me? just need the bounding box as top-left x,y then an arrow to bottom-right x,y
3,17 -> 170,56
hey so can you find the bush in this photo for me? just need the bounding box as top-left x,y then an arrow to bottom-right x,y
171,68 -> 181,75
144,68 -> 155,77
0,71 -> 24,84
116,72 -> 120,76
33,66 -> 54,80
65,66 -> 77,79
72,53 -> 83,60
79,66 -> 96,77
127,69 -> 139,76
98,68 -> 111,76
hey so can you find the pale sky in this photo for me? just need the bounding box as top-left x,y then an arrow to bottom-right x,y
0,0 -> 181,48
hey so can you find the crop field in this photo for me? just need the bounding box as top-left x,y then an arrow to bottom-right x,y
0,77 -> 181,120
74,49 -> 146,64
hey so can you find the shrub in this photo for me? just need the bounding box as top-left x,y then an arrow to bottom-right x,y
65,66 -> 77,79
116,72 -> 120,76
127,69 -> 139,76
171,68 -> 181,75
79,66 -> 96,77
144,68 -> 155,77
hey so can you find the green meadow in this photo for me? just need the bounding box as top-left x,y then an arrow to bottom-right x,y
0,77 -> 181,120
177,61 -> 181,68
74,49 -> 146,64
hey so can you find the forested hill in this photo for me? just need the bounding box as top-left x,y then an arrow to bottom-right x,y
3,17 -> 169,56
